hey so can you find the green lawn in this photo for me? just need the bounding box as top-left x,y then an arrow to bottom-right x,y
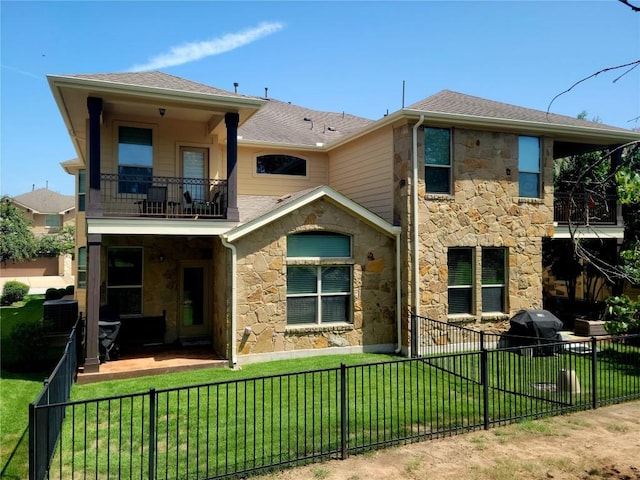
1,295 -> 50,480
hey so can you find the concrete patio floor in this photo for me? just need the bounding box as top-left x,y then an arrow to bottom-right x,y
77,347 -> 227,384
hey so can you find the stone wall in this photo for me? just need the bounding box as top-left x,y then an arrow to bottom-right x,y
394,124 -> 554,324
233,197 -> 397,357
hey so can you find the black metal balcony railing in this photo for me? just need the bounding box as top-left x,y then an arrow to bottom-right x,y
553,192 -> 618,226
98,174 -> 228,219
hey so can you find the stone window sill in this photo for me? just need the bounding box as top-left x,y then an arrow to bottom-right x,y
517,197 -> 544,204
481,313 -> 510,322
285,323 -> 354,335
423,193 -> 455,202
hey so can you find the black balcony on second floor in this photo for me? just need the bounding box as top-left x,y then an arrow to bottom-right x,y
98,174 -> 228,219
553,192 -> 618,226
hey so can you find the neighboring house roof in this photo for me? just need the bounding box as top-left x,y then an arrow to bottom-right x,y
12,188 -> 74,214
407,90 -> 633,133
61,71 -> 254,101
227,185 -> 400,242
239,98 -> 373,148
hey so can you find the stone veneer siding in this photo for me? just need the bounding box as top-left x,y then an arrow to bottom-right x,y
233,198 -> 397,357
394,123 -> 555,324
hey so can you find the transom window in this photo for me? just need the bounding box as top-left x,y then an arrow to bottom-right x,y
424,127 -> 452,194
257,154 -> 306,176
118,126 -> 153,194
107,247 -> 143,316
518,136 -> 541,198
287,232 -> 352,325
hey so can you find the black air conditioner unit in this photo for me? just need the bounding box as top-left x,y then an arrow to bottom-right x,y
43,299 -> 78,333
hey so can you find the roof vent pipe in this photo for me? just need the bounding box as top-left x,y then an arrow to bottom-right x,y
233,82 -> 239,93
264,87 -> 268,99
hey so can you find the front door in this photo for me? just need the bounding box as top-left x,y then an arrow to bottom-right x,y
178,262 -> 211,340
181,147 -> 208,204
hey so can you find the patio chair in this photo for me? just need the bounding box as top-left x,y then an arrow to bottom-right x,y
136,185 -> 168,215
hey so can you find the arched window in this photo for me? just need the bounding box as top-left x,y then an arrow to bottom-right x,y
286,232 -> 352,325
256,154 -> 306,176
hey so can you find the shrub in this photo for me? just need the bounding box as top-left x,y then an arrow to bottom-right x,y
65,285 -> 74,296
604,295 -> 640,334
45,288 -> 62,301
9,320 -> 53,370
1,280 -> 29,305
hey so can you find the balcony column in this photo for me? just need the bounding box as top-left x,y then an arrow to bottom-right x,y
225,112 -> 240,222
83,233 -> 102,372
87,97 -> 103,217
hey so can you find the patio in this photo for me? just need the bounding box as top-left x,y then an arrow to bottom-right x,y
76,347 -> 227,384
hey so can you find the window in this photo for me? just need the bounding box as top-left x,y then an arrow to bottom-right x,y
77,247 -> 87,288
78,169 -> 86,212
481,248 -> 506,313
425,127 -> 451,194
118,126 -> 153,194
518,136 -> 540,198
45,214 -> 61,227
448,248 -> 473,315
107,247 -> 143,316
257,154 -> 306,176
286,232 -> 352,325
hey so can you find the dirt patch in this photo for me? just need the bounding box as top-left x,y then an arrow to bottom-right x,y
258,401 -> 640,480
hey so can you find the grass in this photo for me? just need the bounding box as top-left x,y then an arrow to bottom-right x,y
0,295 -> 58,480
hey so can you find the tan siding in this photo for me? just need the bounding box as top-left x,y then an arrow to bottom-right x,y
236,146 -> 329,196
328,128 -> 394,222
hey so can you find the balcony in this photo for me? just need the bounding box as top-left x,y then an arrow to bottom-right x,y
97,174 -> 227,219
553,192 -> 618,226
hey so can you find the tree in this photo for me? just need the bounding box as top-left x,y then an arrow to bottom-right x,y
36,224 -> 75,257
0,196 -> 37,264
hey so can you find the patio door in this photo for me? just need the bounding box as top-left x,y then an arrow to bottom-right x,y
181,147 -> 208,204
178,261 -> 212,340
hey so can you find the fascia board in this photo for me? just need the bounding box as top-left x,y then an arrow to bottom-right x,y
47,76 -> 85,163
47,75 -> 266,111
224,186 -> 400,243
87,217 -> 238,235
236,139 -> 330,152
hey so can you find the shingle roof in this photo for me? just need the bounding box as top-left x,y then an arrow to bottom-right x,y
12,189 -> 74,214
62,71 -> 252,100
239,98 -> 373,147
407,90 -> 631,132
237,187 -> 319,223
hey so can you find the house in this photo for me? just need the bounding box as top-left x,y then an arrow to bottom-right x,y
47,72 -> 640,373
1,188 -> 75,278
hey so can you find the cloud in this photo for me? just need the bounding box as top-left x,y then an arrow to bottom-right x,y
1,64 -> 42,80
129,22 -> 284,71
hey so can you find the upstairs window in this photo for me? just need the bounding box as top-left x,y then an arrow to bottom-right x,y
77,246 -> 87,288
481,248 -> 506,313
518,136 -> 541,198
78,169 -> 86,212
118,126 -> 153,194
448,248 -> 473,315
425,127 -> 452,194
287,232 -> 352,325
257,154 -> 306,176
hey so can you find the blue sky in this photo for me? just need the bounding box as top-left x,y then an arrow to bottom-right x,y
1,1 -> 639,197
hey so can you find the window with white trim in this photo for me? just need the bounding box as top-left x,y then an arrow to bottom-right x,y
518,136 -> 541,198
425,127 -> 452,194
118,126 -> 153,194
448,248 -> 474,315
45,214 -> 61,228
107,247 -> 143,316
78,169 -> 86,212
286,232 -> 352,325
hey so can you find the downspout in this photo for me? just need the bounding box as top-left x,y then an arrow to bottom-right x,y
394,230 -> 402,353
220,235 -> 237,368
411,115 -> 425,351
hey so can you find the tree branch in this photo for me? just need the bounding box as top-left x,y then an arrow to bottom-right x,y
618,0 -> 640,12
547,60 -> 640,115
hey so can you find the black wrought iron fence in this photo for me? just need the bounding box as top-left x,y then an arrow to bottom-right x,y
31,333 -> 640,480
29,316 -> 81,480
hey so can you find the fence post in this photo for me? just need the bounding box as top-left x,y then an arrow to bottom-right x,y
28,403 -> 35,480
480,330 -> 485,352
148,387 -> 156,480
481,348 -> 489,430
591,337 -> 598,410
340,364 -> 348,460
